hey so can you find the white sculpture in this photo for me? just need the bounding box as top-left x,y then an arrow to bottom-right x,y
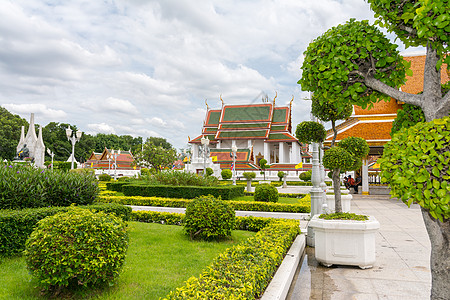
16,113 -> 45,168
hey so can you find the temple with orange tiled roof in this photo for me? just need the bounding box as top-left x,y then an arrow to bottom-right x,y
186,96 -> 308,179
84,148 -> 140,177
324,55 -> 449,194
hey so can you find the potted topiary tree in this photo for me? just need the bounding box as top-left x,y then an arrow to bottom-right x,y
258,158 -> 270,183
242,171 -> 256,192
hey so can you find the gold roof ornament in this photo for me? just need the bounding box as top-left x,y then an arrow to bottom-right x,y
273,91 -> 277,105
220,94 -> 224,107
205,99 -> 209,110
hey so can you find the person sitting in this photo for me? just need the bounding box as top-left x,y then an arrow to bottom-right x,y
347,175 -> 356,192
354,174 -> 362,193
343,175 -> 350,189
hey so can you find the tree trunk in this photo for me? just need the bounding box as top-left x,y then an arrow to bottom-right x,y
421,208 -> 450,300
332,168 -> 342,213
331,120 -> 337,147
422,44 -> 444,121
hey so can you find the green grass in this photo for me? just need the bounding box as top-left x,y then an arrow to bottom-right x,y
0,222 -> 254,299
232,195 -> 305,205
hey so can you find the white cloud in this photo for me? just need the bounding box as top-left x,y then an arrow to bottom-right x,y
2,103 -> 67,120
87,123 -> 116,134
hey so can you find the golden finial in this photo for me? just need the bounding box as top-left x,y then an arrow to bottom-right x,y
273,91 -> 277,105
290,96 -> 294,106
220,94 -> 224,106
205,99 -> 209,110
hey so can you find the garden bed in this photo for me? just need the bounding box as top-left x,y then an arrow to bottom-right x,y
0,222 -> 254,299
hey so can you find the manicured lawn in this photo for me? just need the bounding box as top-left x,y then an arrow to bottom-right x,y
233,195 -> 306,205
0,222 -> 254,299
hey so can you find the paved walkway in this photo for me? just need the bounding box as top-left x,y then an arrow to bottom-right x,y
287,194 -> 432,300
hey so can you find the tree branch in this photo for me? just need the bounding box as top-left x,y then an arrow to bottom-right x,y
364,75 -> 423,106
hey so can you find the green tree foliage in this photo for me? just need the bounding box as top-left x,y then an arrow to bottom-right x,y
0,107 -> 28,160
391,104 -> 426,136
380,117 -> 450,222
299,170 -> 312,181
242,171 -> 256,180
299,19 -> 408,110
145,137 -> 172,150
134,139 -> 177,173
311,95 -> 352,146
368,0 -> 450,69
295,121 -> 326,144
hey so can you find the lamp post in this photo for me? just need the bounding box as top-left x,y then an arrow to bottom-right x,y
231,145 -> 237,185
200,136 -> 210,177
108,149 -> 121,180
65,127 -> 82,170
46,148 -> 54,170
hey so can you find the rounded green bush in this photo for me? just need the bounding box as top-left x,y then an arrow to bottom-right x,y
295,121 -> 326,144
184,195 -> 235,240
205,167 -> 214,176
338,137 -> 369,159
221,169 -> 232,180
277,171 -> 286,181
98,173 -> 112,181
242,171 -> 256,180
299,170 -> 312,181
24,207 -> 128,292
323,147 -> 353,171
254,183 -> 279,203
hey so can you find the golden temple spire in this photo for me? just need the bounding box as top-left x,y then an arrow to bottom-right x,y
220,94 -> 224,107
273,91 -> 277,105
205,99 -> 209,110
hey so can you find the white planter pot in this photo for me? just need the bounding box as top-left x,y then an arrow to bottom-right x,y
309,215 -> 380,269
326,194 -> 352,213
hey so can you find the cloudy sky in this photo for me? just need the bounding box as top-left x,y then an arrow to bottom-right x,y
0,0 -> 420,150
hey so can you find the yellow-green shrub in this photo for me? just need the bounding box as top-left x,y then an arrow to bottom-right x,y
24,207 -> 128,293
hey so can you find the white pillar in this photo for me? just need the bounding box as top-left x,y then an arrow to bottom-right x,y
217,140 -> 221,149
279,142 -> 285,163
264,142 -> 270,164
308,142 -> 323,247
362,157 -> 369,195
291,142 -> 300,163
232,140 -> 236,149
248,140 -> 252,148
192,144 -> 199,160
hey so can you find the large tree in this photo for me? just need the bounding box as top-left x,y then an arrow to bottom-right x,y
0,107 -> 28,160
134,138 -> 177,173
299,1 -> 449,298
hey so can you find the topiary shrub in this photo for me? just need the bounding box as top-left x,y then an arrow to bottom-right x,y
295,121 -> 326,144
299,170 -> 312,181
277,171 -> 286,181
98,173 -> 112,181
242,171 -> 256,180
205,167 -> 214,177
254,183 -> 279,203
184,195 -> 235,240
221,169 -> 232,180
24,207 -> 128,294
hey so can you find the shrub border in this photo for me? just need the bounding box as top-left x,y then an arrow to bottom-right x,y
0,203 -> 132,256
98,195 -> 310,213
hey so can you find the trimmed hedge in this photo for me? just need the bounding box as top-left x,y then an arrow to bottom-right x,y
164,220 -> 300,299
131,211 -> 283,232
106,181 -> 130,192
122,184 -> 244,200
244,191 -> 306,198
98,195 -> 310,213
0,203 -> 132,256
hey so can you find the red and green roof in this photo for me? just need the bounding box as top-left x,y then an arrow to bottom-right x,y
190,102 -> 299,144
